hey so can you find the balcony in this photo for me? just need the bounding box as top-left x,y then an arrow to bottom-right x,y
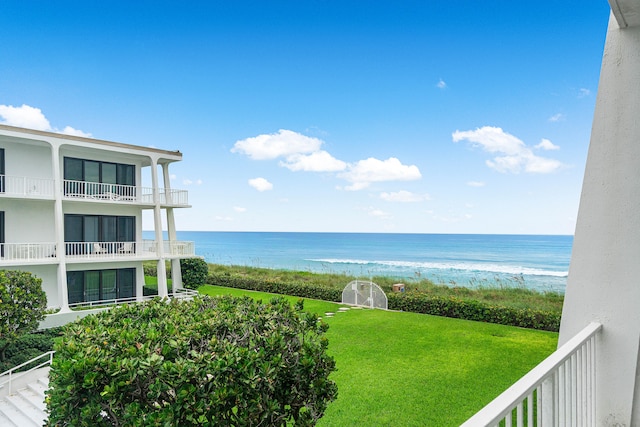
0,243 -> 58,264
0,174 -> 55,199
63,180 -> 189,207
141,240 -> 196,257
0,175 -> 189,206
64,240 -> 195,260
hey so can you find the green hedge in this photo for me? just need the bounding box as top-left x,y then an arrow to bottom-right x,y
387,292 -> 560,332
207,274 -> 342,303
0,328 -> 63,372
206,273 -> 560,332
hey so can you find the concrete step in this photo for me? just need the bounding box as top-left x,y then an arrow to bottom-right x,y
0,408 -> 17,427
18,387 -> 47,411
4,393 -> 44,426
28,379 -> 48,399
0,374 -> 49,427
0,398 -> 37,426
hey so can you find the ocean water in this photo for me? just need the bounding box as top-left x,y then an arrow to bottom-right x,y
157,232 -> 572,294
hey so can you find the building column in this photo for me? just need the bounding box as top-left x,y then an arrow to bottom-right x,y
558,12 -> 640,425
150,158 -> 168,298
161,162 -> 183,291
51,142 -> 70,312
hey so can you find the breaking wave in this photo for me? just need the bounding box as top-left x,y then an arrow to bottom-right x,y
307,258 -> 568,278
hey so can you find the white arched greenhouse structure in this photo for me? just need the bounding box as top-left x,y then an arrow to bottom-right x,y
341,280 -> 388,310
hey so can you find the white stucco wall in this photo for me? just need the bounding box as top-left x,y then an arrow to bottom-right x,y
7,265 -> 60,309
3,200 -> 56,243
0,137 -> 52,179
559,11 -> 640,426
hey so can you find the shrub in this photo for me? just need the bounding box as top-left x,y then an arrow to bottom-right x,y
46,296 -> 337,426
387,292 -> 560,332
0,270 -> 48,361
207,273 -> 343,302
180,257 -> 209,289
0,328 -> 63,372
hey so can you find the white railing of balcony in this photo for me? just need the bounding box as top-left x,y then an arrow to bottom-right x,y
0,243 -> 57,261
65,241 -> 138,258
0,174 -> 55,198
141,240 -> 195,257
67,288 -> 199,310
157,188 -> 189,206
461,321 -> 602,427
63,180 -> 188,206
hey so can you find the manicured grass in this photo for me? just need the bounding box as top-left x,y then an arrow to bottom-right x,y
199,285 -> 558,426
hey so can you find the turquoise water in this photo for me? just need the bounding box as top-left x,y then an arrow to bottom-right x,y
149,232 -> 572,293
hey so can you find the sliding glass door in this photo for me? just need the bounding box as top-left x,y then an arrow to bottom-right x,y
67,268 -> 136,304
63,157 -> 135,197
64,214 -> 135,254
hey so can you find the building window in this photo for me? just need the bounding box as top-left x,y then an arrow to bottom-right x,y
63,157 -> 135,197
64,214 -> 135,254
67,268 -> 136,305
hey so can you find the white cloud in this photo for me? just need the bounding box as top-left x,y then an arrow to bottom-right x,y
578,88 -> 591,98
170,174 -> 177,180
368,207 -> 392,219
380,190 -> 429,202
452,126 -> 564,174
233,206 -> 247,213
248,177 -> 273,192
0,104 -> 51,130
280,150 -> 347,172
339,157 -> 422,191
436,79 -> 447,89
467,181 -> 485,187
182,179 -> 202,186
60,126 -> 92,138
548,113 -> 565,122
535,138 -> 560,151
0,104 -> 92,137
214,216 -> 234,221
521,156 -> 564,174
232,129 -> 322,160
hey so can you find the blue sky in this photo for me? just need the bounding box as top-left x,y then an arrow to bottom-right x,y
0,1 -> 611,234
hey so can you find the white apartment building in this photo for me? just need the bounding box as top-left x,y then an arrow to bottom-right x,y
0,124 -> 196,326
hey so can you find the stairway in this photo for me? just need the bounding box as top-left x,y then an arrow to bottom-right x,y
0,370 -> 49,427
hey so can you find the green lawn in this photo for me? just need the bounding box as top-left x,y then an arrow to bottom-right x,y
199,285 -> 558,426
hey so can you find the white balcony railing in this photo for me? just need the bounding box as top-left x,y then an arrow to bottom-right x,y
461,322 -> 602,427
67,288 -> 199,310
0,242 -> 57,261
65,241 -> 139,258
0,174 -> 55,198
63,179 -> 189,206
141,240 -> 195,257
64,240 -> 195,259
0,176 -> 188,205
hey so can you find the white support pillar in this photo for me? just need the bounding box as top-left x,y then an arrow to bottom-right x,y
559,11 -> 640,426
51,143 -> 70,312
150,158 -> 168,298
161,162 -> 183,291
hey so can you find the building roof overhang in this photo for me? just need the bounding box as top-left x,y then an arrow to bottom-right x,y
609,0 -> 640,28
0,124 -> 183,165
